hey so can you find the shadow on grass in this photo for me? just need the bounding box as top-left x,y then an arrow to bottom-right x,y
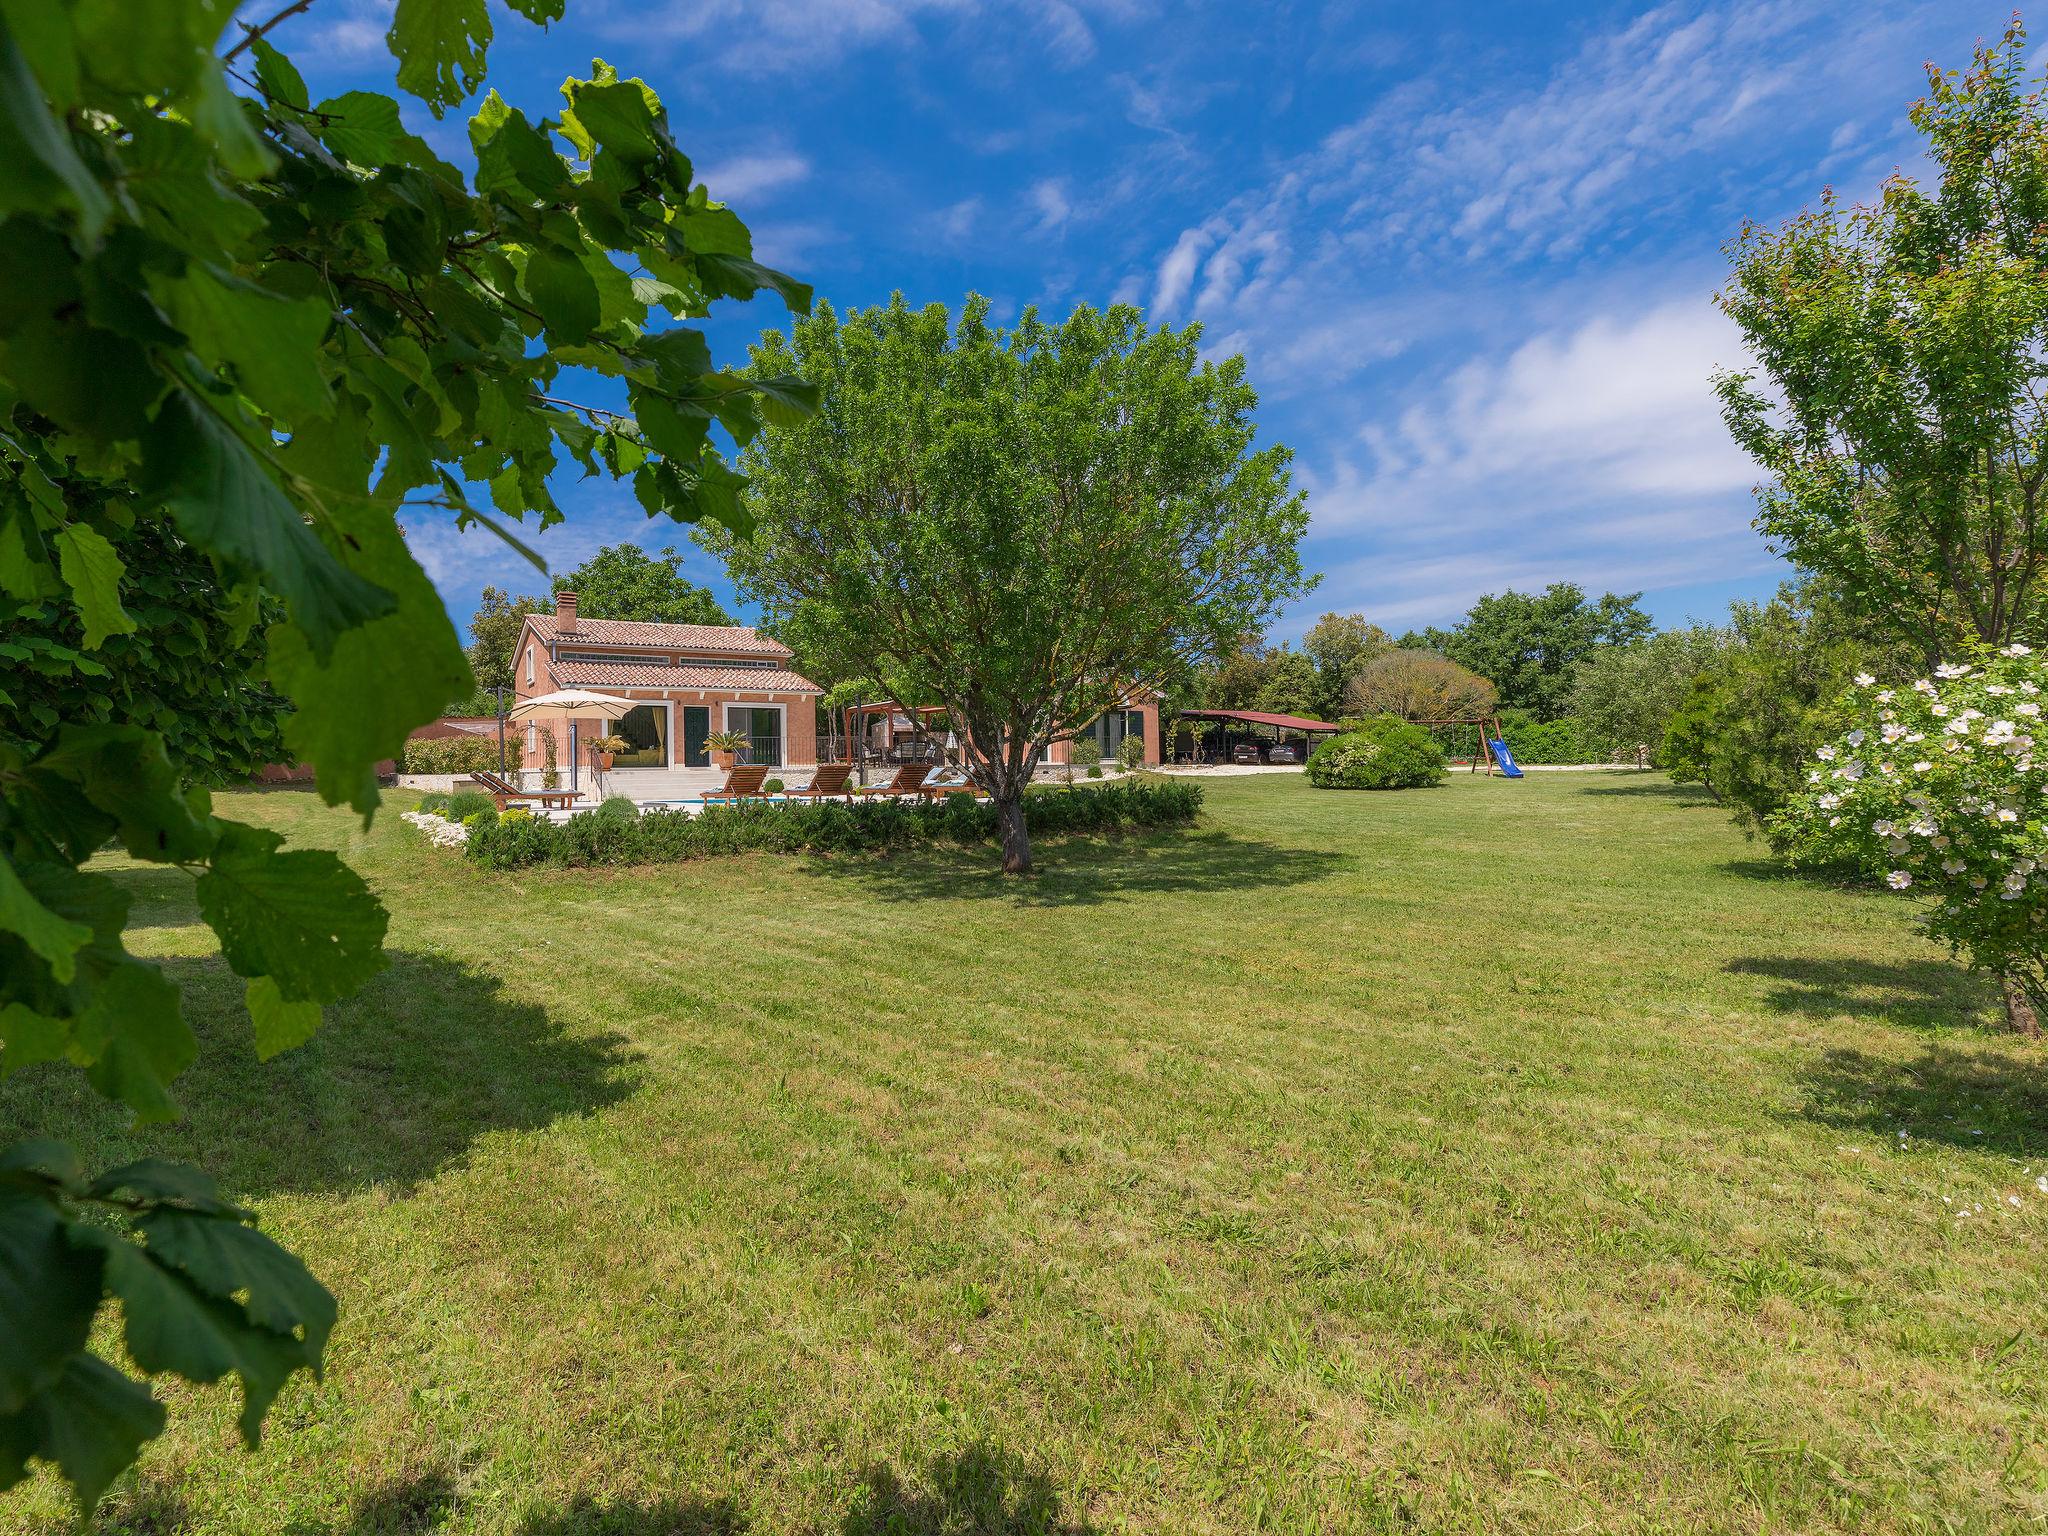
1797,1044 -> 2048,1157
95,862 -> 209,929
841,1443 -> 1096,1535
802,829 -> 1348,907
0,950 -> 638,1201
1726,954 -> 1997,1030
1576,779 -> 1720,804
107,1445 -> 1089,1534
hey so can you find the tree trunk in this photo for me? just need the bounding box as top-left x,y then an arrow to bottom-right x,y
996,793 -> 1032,875
2000,972 -> 2042,1037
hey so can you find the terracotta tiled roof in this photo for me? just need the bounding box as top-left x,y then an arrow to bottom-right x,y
529,613 -> 790,658
553,659 -> 821,694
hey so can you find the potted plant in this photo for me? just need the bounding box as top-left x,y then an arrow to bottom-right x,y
704,728 -> 749,771
591,734 -> 629,771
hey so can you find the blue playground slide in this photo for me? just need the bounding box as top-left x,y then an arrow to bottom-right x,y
1489,738 -> 1525,778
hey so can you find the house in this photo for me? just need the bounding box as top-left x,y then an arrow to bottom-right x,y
1041,690 -> 1163,768
509,592 -> 821,778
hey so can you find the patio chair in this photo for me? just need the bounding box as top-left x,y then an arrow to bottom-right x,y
783,763 -> 854,801
470,770 -> 580,811
700,764 -> 770,804
853,763 -> 930,798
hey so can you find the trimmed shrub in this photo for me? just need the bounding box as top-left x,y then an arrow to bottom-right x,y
596,794 -> 639,824
762,778 -> 785,794
401,734 -> 509,775
444,789 -> 496,822
1114,734 -> 1146,772
1307,720 -> 1445,789
461,778 -> 1204,870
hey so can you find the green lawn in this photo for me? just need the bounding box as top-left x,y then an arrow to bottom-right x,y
6,772 -> 2047,1535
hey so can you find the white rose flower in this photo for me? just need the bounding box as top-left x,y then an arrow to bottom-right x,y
1886,870 -> 1913,889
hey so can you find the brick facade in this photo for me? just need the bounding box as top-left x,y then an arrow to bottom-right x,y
511,595 -> 822,775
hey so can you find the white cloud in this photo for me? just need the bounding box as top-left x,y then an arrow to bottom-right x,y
1152,227 -> 1207,314
1290,291 -> 1773,629
697,152 -> 811,203
1030,177 -> 1072,234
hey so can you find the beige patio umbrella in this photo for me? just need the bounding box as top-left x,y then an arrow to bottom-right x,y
507,690 -> 639,795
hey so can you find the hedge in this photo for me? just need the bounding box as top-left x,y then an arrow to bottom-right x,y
461,778 -> 1204,870
401,734 -> 509,775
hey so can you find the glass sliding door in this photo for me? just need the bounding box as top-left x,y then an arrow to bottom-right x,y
611,705 -> 668,768
727,706 -> 783,767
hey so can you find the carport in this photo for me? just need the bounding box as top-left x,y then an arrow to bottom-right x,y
1173,708 -> 1341,765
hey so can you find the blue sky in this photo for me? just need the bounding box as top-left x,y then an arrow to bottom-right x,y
280,0 -> 1998,643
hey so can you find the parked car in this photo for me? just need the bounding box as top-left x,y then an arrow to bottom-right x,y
1266,741 -> 1301,764
1231,742 -> 1263,764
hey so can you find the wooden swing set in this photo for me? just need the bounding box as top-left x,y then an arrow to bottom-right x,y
1418,716 -> 1511,774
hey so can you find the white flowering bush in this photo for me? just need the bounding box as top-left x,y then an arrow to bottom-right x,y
1776,645 -> 2047,1031
401,810 -> 469,850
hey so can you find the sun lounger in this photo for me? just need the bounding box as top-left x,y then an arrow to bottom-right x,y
700,764 -> 770,804
783,763 -> 854,801
470,770 -> 580,811
919,767 -> 988,800
853,763 -> 930,798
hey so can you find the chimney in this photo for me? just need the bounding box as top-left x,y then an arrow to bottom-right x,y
556,590 -> 578,632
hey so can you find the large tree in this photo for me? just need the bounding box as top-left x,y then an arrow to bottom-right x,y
1202,641 -> 1324,720
1301,611 -> 1393,718
0,2 -> 811,1508
1718,20 -> 2048,660
1345,649 -> 1497,723
465,585 -> 551,696
553,542 -> 731,626
1569,625 -> 1728,761
713,296 -> 1313,873
1405,583 -> 1652,719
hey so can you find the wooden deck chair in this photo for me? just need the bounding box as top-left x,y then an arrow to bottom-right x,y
919,767 -> 988,801
783,763 -> 854,801
701,764 -> 770,804
470,770 -> 580,810
853,763 -> 930,798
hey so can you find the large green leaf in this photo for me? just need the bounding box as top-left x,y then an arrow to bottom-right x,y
86,1230 -> 316,1445
388,0 -> 490,116
160,266 -> 333,423
195,822 -> 388,1004
0,1355 -> 163,1508
27,724 -> 217,863
0,18 -> 109,239
0,854 -> 90,984
141,390 -> 395,660
0,1190 -> 101,1414
523,243 -> 601,340
52,524 -> 134,649
76,962 -> 193,1125
245,976 -> 321,1061
314,90 -> 405,168
137,1209 -> 336,1359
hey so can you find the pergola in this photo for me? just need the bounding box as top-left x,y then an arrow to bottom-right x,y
1173,708 -> 1340,764
837,700 -> 952,783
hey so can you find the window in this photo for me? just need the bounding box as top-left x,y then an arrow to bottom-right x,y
524,644 -> 534,687
725,704 -> 783,767
560,650 -> 667,666
525,722 -> 536,755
